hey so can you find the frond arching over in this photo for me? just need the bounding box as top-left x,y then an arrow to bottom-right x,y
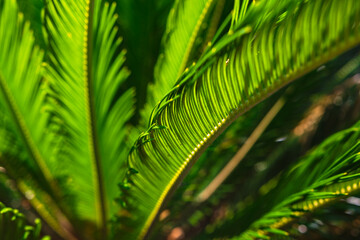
119,0 -> 360,239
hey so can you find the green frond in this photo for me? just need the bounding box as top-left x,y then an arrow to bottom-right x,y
141,0 -> 216,125
45,0 -> 134,231
120,0 -> 360,239
0,202 -> 46,240
45,0 -> 100,223
0,0 -> 72,237
0,0 -> 49,191
199,56 -> 360,239
231,120 -> 360,239
92,1 -> 135,219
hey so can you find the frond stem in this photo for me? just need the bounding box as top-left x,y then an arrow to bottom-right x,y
84,0 -> 107,234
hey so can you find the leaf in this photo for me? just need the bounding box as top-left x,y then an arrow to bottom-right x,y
92,1 -> 135,219
113,0 -> 174,112
119,0 -> 360,239
45,0 -> 134,232
141,0 -> 217,126
0,0 -> 72,238
230,120 -> 360,239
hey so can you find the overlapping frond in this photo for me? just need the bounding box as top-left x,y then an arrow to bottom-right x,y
45,0 -> 134,231
0,202 -> 46,240
92,1 -> 135,218
120,0 -> 360,239
45,0 -> 99,223
0,0 -> 52,192
141,0 -> 216,125
163,53 -> 360,237
231,120 -> 360,239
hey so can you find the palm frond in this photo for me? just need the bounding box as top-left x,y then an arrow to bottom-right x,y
119,0 -> 360,239
92,1 -> 135,219
0,202 -> 46,240
0,0 -> 73,237
0,0 -> 52,193
230,119 -> 360,239
45,0 -> 134,231
161,53 -> 360,238
141,0 -> 216,125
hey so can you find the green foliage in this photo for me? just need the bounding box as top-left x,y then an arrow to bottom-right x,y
215,119 -> 360,239
0,202 -> 47,240
121,0 -> 360,238
0,0 -> 359,239
142,0 -> 217,125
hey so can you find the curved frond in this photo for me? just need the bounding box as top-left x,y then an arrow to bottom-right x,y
119,0 -> 360,239
45,0 -> 134,232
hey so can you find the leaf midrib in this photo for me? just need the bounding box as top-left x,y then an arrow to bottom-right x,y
84,0 -> 107,233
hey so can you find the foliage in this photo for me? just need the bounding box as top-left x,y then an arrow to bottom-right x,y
0,202 -> 47,240
0,0 -> 359,239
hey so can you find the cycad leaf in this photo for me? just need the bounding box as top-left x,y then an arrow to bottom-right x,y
0,0 -> 71,236
120,0 -> 360,239
141,0 -> 216,125
92,1 -> 135,218
0,0 -> 51,192
45,0 -> 134,230
231,120 -> 360,239
0,202 -> 46,240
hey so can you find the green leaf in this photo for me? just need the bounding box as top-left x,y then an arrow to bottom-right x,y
142,0 -> 217,126
92,1 -> 135,219
120,0 -> 360,239
0,0 -> 72,237
45,0 -> 134,232
231,119 -> 360,239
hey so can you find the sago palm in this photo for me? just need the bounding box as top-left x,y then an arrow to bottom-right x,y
0,0 -> 359,239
